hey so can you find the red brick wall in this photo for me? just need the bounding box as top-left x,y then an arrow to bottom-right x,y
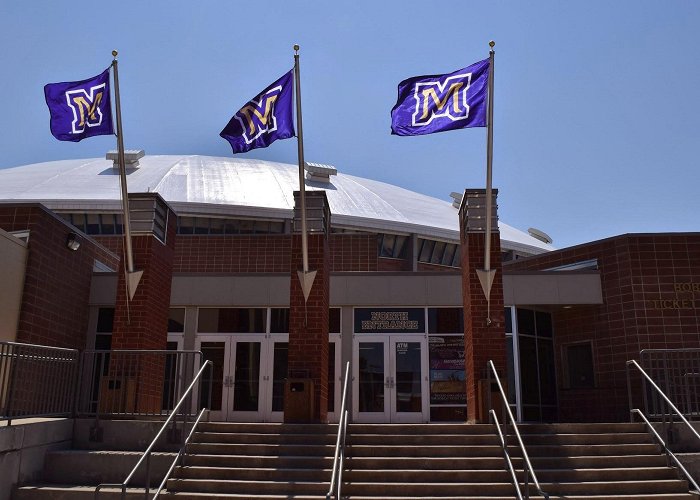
172,235 -> 291,273
460,231 -> 506,422
110,198 -> 177,412
505,233 -> 700,422
330,234 -> 378,272
287,232 -> 330,423
0,204 -> 119,349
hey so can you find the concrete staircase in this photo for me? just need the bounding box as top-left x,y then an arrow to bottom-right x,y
12,421 -> 700,499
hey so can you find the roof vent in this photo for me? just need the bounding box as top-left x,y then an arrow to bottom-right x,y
449,192 -> 463,209
106,149 -> 145,169
304,162 -> 337,183
528,227 -> 553,245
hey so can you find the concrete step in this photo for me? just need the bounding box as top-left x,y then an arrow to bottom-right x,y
519,432 -> 653,445
173,465 -> 331,481
521,442 -> 662,457
14,485 -> 149,500
184,453 -> 333,468
536,479 -> 692,496
347,433 -> 500,446
166,478 -> 328,495
346,444 -> 504,457
195,422 -> 336,434
192,431 -> 337,445
185,442 -> 334,456
42,449 -> 175,486
347,423 -> 494,435
517,422 -> 648,434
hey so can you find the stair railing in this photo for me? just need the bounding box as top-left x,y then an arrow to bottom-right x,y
626,359 -> 700,493
489,409 -> 523,500
151,406 -> 208,499
326,361 -> 350,500
94,359 -> 212,500
487,360 -> 549,500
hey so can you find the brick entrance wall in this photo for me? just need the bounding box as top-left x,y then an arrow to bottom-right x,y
506,233 -> 700,421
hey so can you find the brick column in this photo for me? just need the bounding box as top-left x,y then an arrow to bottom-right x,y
111,193 -> 176,414
286,191 -> 330,423
458,189 -> 506,423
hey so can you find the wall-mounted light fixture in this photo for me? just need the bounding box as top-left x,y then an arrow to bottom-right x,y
66,233 -> 81,251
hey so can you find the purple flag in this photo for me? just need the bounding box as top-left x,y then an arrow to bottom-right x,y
44,68 -> 114,142
390,58 -> 489,136
220,70 -> 295,154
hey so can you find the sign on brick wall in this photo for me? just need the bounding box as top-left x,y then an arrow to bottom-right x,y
354,308 -> 425,333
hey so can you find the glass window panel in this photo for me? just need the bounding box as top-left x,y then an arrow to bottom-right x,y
271,342 -> 288,412
96,308 -> 115,333
451,245 -> 462,267
428,308 -> 464,334
71,213 -> 86,232
567,343 -> 595,389
115,214 -> 123,234
85,214 -> 100,234
395,342 -> 422,412
162,341 -> 180,410
430,241 -> 446,264
393,235 -> 407,258
178,216 -> 194,235
233,342 -> 261,411
506,337 -> 516,404
95,334 -> 112,350
329,308 -> 341,333
224,220 -> 242,234
209,218 -> 224,234
517,308 -> 536,336
519,336 -> 539,405
504,307 -> 513,334
269,221 -> 285,234
100,214 -> 116,235
270,308 -> 290,333
194,218 -> 209,234
254,220 -> 270,233
238,220 -> 255,234
418,239 -> 435,263
441,244 -> 457,266
168,308 -> 185,333
328,342 -> 336,413
358,342 -> 385,412
538,339 -> 557,405
536,311 -> 553,338
380,234 -> 396,258
200,342 -> 225,411
197,308 -> 266,333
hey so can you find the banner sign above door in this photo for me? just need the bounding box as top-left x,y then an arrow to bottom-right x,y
354,308 -> 425,333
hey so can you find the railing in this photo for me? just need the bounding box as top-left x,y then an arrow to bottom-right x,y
487,360 -> 549,500
639,349 -> 700,418
326,361 -> 350,500
95,359 -> 212,500
626,359 -> 700,493
490,409 -> 523,500
0,341 -> 79,425
76,350 -> 203,419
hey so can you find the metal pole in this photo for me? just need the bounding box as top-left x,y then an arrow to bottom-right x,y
293,44 -> 309,275
484,41 -> 495,275
111,51 -> 137,283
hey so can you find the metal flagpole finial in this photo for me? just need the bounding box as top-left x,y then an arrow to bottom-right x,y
489,40 -> 495,51
112,50 -> 118,59
293,44 -> 300,54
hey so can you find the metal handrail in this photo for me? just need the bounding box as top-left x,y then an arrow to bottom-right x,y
627,359 -> 700,494
487,360 -> 549,500
631,409 -> 700,493
94,360 -> 212,500
489,409 -> 523,500
326,361 -> 350,500
152,407 -> 208,499
1,341 -> 79,425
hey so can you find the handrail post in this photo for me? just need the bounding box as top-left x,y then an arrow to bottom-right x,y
626,361 -> 634,423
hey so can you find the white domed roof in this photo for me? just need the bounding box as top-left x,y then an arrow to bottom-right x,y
0,155 -> 553,254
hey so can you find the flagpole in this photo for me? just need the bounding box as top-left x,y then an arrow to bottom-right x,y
293,44 -> 316,302
111,50 -> 141,300
483,41 -> 496,325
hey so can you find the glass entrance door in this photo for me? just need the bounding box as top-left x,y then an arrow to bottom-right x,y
196,334 -> 288,422
353,335 -> 428,423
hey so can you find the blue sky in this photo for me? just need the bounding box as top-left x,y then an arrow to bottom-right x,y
1,1 -> 698,248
